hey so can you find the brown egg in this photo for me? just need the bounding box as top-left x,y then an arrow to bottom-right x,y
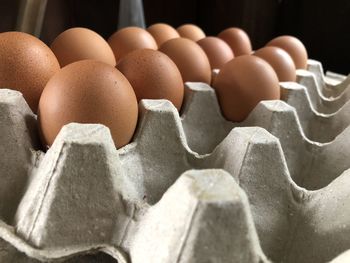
176,24 -> 206,42
108,27 -> 157,62
38,60 -> 138,149
213,55 -> 280,122
254,46 -> 296,82
147,23 -> 180,47
197,36 -> 234,69
159,38 -> 211,84
117,49 -> 184,110
266,35 -> 308,69
0,31 -> 60,113
218,27 -> 252,56
50,27 -> 116,67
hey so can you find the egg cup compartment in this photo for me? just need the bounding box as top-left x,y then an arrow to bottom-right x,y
0,89 -> 273,262
307,59 -> 350,97
324,70 -> 347,84
1,59 -> 350,262
211,60 -> 350,143
183,82 -> 350,190
281,81 -> 350,143
295,60 -> 350,115
212,59 -> 350,117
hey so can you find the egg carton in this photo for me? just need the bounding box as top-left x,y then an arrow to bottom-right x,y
1,59 -> 350,262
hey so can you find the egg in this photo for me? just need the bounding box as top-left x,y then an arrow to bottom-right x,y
266,35 -> 308,69
197,36 -> 234,69
0,31 -> 60,112
108,27 -> 157,62
176,24 -> 206,42
159,38 -> 211,84
38,60 -> 138,149
218,27 -> 252,56
147,23 -> 180,47
253,46 -> 296,82
213,55 -> 280,122
117,49 -> 184,110
50,27 -> 116,67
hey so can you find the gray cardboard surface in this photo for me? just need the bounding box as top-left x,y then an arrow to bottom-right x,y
0,59 -> 350,262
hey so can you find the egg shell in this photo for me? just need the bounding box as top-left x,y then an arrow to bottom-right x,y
159,38 -> 211,84
177,24 -> 206,42
254,46 -> 296,82
38,60 -> 138,149
147,23 -> 180,47
218,27 -> 252,56
50,27 -> 116,67
266,35 -> 308,69
213,55 -> 280,122
197,36 -> 234,69
0,31 -> 60,113
108,27 -> 157,63
117,49 -> 184,111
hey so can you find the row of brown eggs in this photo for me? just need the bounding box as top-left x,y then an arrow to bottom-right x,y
0,23 -> 308,150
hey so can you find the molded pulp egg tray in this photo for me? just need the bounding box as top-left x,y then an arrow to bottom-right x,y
1,59 -> 350,263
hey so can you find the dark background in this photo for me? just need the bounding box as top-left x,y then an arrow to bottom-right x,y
1,0 -> 350,74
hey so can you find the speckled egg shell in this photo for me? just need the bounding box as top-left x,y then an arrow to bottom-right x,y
177,24 -> 206,42
218,27 -> 252,56
0,31 -> 60,112
159,38 -> 211,84
213,55 -> 280,122
197,36 -> 234,69
254,46 -> 296,82
117,49 -> 184,110
266,35 -> 308,69
50,27 -> 116,67
38,60 -> 138,149
108,27 -> 157,62
147,23 -> 180,47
